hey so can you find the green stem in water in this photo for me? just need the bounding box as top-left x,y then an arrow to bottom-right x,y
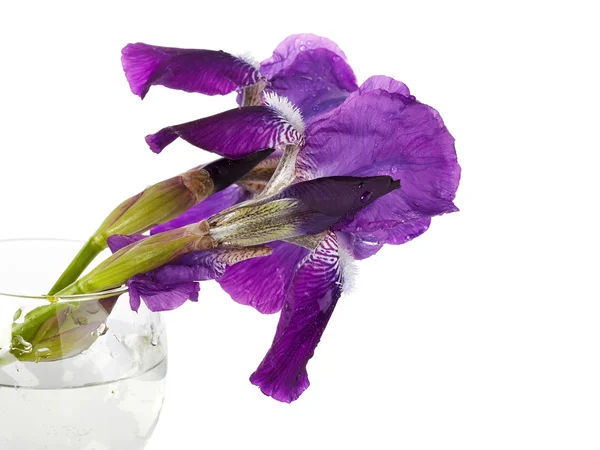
48,238 -> 104,295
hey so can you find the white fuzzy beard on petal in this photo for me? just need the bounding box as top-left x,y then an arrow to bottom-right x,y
263,91 -> 305,134
338,242 -> 358,295
235,51 -> 260,70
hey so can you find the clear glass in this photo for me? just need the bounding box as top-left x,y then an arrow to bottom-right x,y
0,239 -> 167,450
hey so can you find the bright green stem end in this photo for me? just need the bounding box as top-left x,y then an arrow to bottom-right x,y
48,238 -> 105,295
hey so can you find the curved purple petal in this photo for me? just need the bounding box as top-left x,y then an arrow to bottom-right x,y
217,241 -> 308,314
266,48 -> 358,122
337,218 -> 431,260
250,232 -> 343,403
298,76 -> 460,237
151,185 -> 250,234
359,74 -> 411,96
121,43 -> 262,99
260,34 -> 348,80
146,103 -> 303,156
127,277 -> 199,312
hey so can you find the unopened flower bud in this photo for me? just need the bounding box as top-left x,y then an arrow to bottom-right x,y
49,149 -> 274,294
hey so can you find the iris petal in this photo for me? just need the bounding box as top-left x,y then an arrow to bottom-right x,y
267,48 -> 358,122
337,218 -> 431,260
217,241 -> 308,314
299,76 -> 460,238
260,34 -> 349,80
250,232 -> 343,403
121,43 -> 262,99
145,105 -> 303,156
151,185 -> 250,234
127,278 -> 199,312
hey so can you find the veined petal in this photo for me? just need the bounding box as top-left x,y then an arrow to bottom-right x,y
260,34 -> 349,80
145,98 -> 304,156
298,76 -> 460,237
151,185 -> 250,234
266,48 -> 358,123
217,241 -> 308,314
128,277 -> 199,312
337,218 -> 431,260
250,232 -> 343,403
121,43 -> 263,99
359,75 -> 411,96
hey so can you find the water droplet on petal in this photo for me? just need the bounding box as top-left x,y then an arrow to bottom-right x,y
356,226 -> 363,232
358,182 -> 364,189
299,44 -> 307,51
391,165 -> 398,174
360,191 -> 373,202
306,40 -> 313,46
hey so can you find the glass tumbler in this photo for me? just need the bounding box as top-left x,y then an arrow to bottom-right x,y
0,239 -> 167,450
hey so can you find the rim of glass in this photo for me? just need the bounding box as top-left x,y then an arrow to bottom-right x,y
0,238 -> 129,301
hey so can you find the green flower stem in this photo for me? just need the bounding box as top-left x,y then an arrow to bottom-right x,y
55,222 -> 215,296
48,237 -> 104,295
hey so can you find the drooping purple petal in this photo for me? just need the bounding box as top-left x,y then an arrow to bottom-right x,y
217,241 -> 308,314
127,277 -> 199,312
298,76 -> 460,238
121,43 -> 263,99
151,185 -> 250,234
266,48 -> 358,122
250,232 -> 343,403
260,34 -> 349,80
145,104 -> 303,156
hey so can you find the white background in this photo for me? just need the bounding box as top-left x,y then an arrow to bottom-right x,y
1,1 -> 599,449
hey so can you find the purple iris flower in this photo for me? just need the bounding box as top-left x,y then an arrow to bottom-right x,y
121,35 -> 460,403
218,77 -> 461,402
106,174 -> 400,314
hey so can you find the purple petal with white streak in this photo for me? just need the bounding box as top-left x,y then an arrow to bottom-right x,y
260,34 -> 348,79
250,232 -> 343,403
267,48 -> 357,122
121,43 -> 262,99
151,185 -> 249,234
217,241 -> 308,314
146,106 -> 303,156
299,76 -> 460,237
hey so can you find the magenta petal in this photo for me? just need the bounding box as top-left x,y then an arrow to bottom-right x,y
151,185 -> 249,234
299,76 -> 460,235
260,34 -> 348,80
267,48 -> 357,122
127,277 -> 199,312
121,43 -> 262,99
250,232 -> 343,403
145,105 -> 303,156
217,241 -> 308,314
